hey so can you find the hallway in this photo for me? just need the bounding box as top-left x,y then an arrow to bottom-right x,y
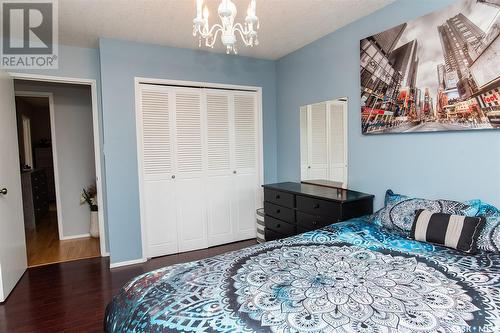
25,204 -> 100,267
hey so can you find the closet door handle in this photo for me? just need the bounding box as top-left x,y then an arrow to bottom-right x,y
171,175 -> 176,179
233,170 -> 237,174
276,209 -> 281,214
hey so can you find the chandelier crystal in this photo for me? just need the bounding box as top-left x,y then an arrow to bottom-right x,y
193,0 -> 259,54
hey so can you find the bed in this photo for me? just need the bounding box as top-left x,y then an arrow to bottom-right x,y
105,216 -> 500,332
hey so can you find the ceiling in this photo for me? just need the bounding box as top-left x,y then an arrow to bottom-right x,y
58,0 -> 394,60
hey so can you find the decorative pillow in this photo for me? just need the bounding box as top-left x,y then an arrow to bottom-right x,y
467,200 -> 500,252
410,209 -> 484,253
370,190 -> 473,236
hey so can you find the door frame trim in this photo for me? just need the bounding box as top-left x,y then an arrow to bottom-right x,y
134,77 -> 264,261
9,72 -> 108,257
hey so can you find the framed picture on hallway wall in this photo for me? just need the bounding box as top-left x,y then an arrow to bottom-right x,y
360,0 -> 500,134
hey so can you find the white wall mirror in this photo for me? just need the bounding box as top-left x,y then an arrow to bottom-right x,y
300,97 -> 348,188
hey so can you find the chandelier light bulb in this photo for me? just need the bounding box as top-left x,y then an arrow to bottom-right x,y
196,0 -> 203,19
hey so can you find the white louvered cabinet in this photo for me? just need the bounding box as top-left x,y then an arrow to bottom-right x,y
137,84 -> 260,258
299,106 -> 308,180
308,102 -> 329,179
301,100 -> 347,185
328,101 -> 347,185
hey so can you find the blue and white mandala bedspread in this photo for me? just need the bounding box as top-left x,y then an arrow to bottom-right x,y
105,218 -> 500,333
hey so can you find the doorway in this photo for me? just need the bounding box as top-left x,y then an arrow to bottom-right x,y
14,81 -> 101,267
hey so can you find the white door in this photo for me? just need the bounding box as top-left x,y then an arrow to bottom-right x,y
0,71 -> 27,302
307,102 -> 328,179
205,90 -> 235,246
328,100 -> 348,186
173,88 -> 208,253
138,85 -> 178,258
233,92 -> 258,240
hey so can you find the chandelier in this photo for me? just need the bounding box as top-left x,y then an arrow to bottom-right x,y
193,0 -> 259,54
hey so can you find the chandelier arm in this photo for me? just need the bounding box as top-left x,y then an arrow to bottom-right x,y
233,25 -> 252,46
207,23 -> 224,36
207,28 -> 222,48
196,23 -> 224,39
233,23 -> 249,36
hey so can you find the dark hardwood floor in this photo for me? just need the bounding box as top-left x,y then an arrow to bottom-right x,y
0,239 -> 257,333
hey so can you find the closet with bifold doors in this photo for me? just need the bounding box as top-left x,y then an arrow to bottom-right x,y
136,83 -> 261,258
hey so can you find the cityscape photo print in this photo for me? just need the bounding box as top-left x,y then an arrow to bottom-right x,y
360,0 -> 500,134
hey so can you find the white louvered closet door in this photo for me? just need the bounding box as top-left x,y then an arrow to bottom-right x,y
138,85 -> 178,258
204,90 -> 235,246
173,88 -> 208,253
233,92 -> 259,240
138,83 -> 260,258
308,102 -> 329,179
328,100 -> 347,185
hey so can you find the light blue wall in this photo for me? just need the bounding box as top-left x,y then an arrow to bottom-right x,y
276,0 -> 500,209
99,38 -> 277,264
7,43 -> 100,80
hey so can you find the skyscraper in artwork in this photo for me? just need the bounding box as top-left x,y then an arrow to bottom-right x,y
438,13 -> 485,80
371,23 -> 407,54
389,40 -> 419,89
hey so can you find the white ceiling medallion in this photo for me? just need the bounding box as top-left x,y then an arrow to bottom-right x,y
193,0 -> 259,54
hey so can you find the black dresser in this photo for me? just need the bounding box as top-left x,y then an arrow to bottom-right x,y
262,182 -> 374,241
21,169 -> 49,230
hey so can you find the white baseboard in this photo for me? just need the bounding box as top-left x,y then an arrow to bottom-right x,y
110,258 -> 147,269
60,233 -> 91,240
101,252 -> 110,257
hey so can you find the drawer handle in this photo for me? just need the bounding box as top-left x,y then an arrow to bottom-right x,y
276,223 -> 281,228
313,203 -> 320,209
275,194 -> 280,199
312,221 -> 318,226
276,209 -> 281,214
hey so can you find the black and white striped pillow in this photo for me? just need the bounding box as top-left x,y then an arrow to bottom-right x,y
410,209 -> 485,253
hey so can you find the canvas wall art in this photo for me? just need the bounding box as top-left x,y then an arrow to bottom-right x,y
360,0 -> 500,134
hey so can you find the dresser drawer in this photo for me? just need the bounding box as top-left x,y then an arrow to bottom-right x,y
296,195 -> 340,218
341,198 -> 374,220
296,211 -> 336,231
264,189 -> 295,208
265,215 -> 295,236
264,201 -> 295,224
265,228 -> 283,241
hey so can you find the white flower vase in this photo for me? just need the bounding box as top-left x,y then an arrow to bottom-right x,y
90,211 -> 99,238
